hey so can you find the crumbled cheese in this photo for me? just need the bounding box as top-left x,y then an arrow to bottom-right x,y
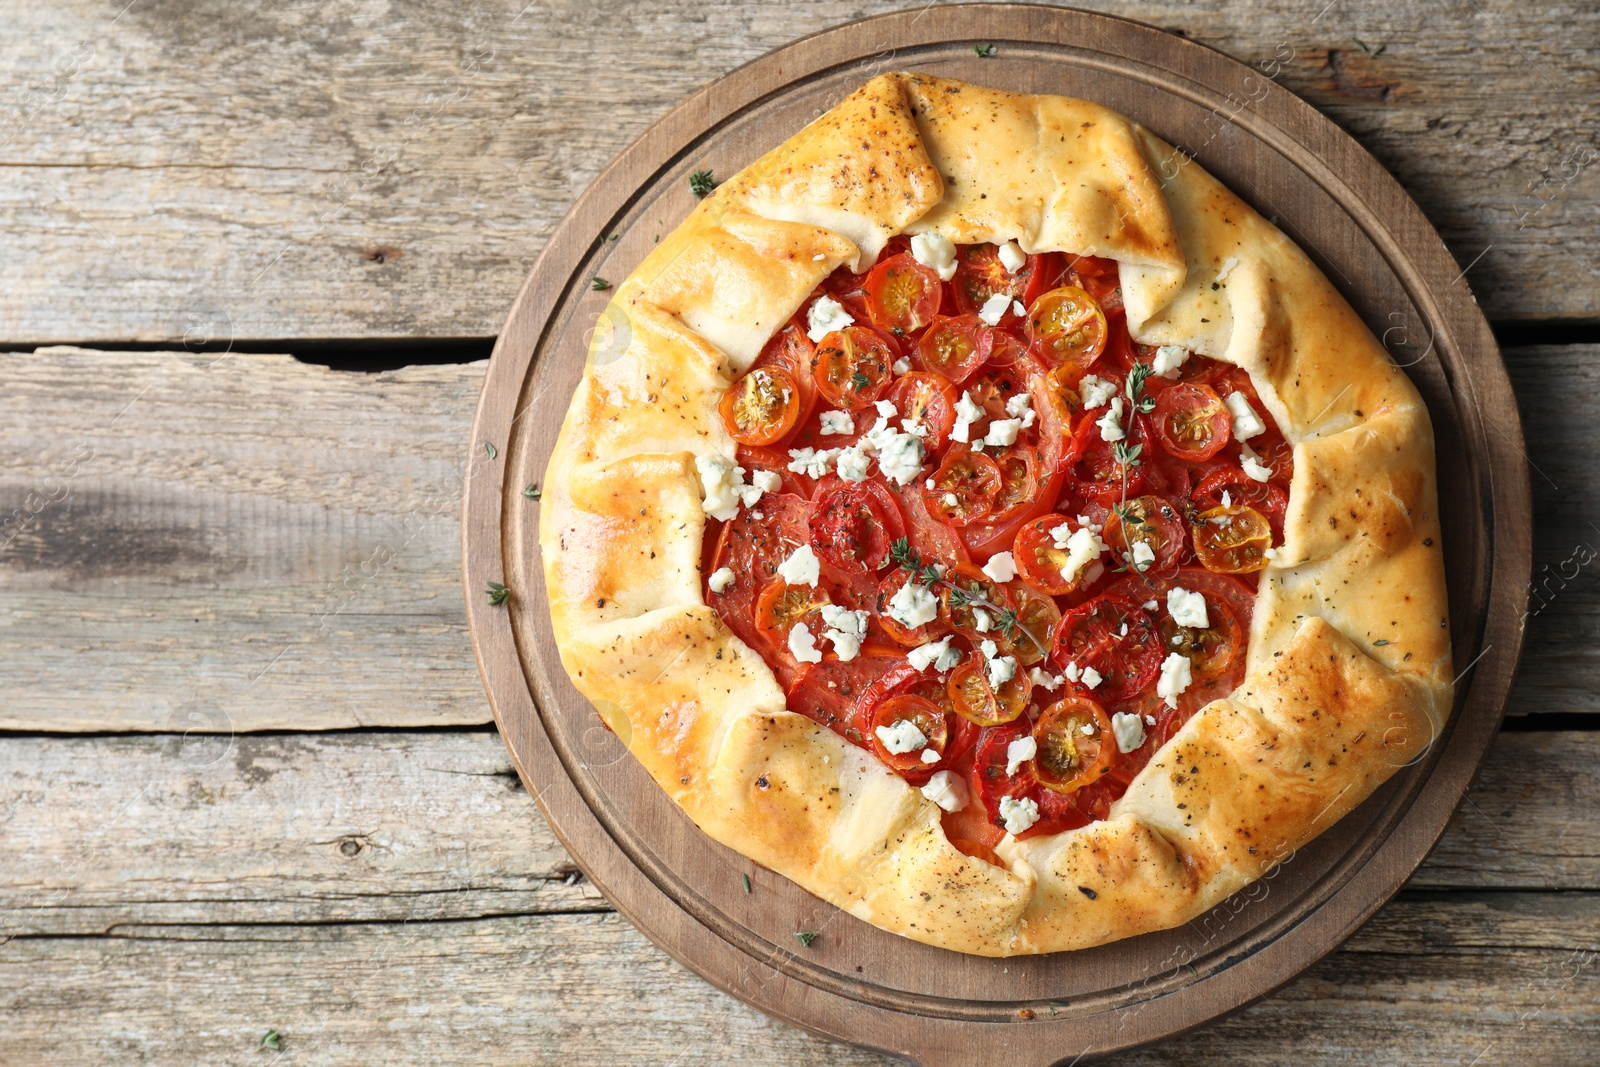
875,717 -> 928,754
1222,490 -> 1233,508
919,748 -> 942,764
1028,667 -> 1063,691
1167,586 -> 1209,629
750,469 -> 781,494
1151,344 -> 1189,378
776,544 -> 821,586
1056,525 -> 1107,587
979,638 -> 1017,690
1078,374 -> 1117,409
786,447 -> 839,479
694,454 -> 743,521
875,431 -> 926,485
943,492 -> 960,508
874,399 -> 898,419
818,410 -> 854,436
982,417 -> 1022,448
998,794 -> 1040,835
1225,391 -> 1266,441
1005,735 -> 1037,776
906,635 -> 953,671
1157,651 -> 1193,708
1013,299 -> 1026,318
952,390 -> 984,443
1130,539 -> 1155,571
707,567 -> 736,594
977,291 -> 1011,326
1080,665 -> 1103,689
1144,713 -> 1157,727
1004,392 -> 1035,429
920,770 -> 969,812
893,356 -> 912,375
982,551 -> 1017,584
1061,661 -> 1081,683
910,232 -> 959,281
806,294 -> 853,343
997,240 -> 1027,273
835,443 -> 872,483
1096,396 -> 1126,442
788,621 -> 823,664
887,580 -> 939,629
1215,255 -> 1239,283
820,604 -> 869,662
1240,440 -> 1273,482
1111,712 -> 1146,753
972,607 -> 992,633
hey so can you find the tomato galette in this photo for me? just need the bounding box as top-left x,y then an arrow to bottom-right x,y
539,73 -> 1453,955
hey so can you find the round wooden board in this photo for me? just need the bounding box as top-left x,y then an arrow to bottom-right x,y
463,6 -> 1531,1062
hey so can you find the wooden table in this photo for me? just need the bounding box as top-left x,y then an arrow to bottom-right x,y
2,1 -> 1595,1062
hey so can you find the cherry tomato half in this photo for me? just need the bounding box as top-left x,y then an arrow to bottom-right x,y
718,366 -> 802,446
1032,696 -> 1115,793
1152,382 -> 1230,461
874,568 -> 949,647
951,243 -> 1031,320
753,577 -> 831,648
1051,594 -> 1163,702
922,448 -> 1002,527
887,372 -> 959,451
1012,516 -> 1097,596
808,479 -> 907,574
1192,504 -> 1272,574
916,315 -> 990,384
938,563 -> 1015,641
1101,495 -> 1187,575
1064,407 -> 1146,505
1192,465 -> 1290,539
948,657 -> 1030,726
815,326 -> 897,409
1001,583 -> 1061,668
1026,285 -> 1108,373
863,253 -> 943,337
867,694 -> 950,776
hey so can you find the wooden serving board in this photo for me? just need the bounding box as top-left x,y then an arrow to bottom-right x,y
462,6 -> 1531,1062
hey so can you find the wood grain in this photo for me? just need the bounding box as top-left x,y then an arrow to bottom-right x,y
1,894 -> 1597,1067
0,347 -> 489,731
0,730 -> 1593,939
0,0 -> 1593,344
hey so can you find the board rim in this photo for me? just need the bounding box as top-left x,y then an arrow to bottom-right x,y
462,6 -> 1531,1062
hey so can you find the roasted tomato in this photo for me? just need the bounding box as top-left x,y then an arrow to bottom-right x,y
866,694 -> 950,777
922,448 -> 1002,527
1012,516 -> 1100,596
753,577 -> 831,648
815,325 -> 897,409
1031,696 -> 1116,793
887,372 -> 960,452
1026,285 -> 1108,372
948,656 -> 1031,727
1192,504 -> 1272,574
1100,495 -> 1187,575
916,314 -> 990,384
1152,382 -> 1230,461
719,366 -> 802,446
863,253 -> 943,336
1051,594 -> 1163,702
808,479 -> 907,574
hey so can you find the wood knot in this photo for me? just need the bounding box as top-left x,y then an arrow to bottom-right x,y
337,837 -> 364,857
361,245 -> 403,264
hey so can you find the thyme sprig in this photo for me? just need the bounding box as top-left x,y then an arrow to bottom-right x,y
885,538 -> 1047,657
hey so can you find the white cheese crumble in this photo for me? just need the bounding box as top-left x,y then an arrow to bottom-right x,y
1080,665 -> 1104,690
1130,539 -> 1155,571
786,447 -> 839,479
982,417 -> 1022,448
892,356 -> 912,375
707,567 -> 736,594
1225,390 -> 1266,441
695,454 -> 744,521
910,232 -> 959,281
818,410 -> 854,435
1028,667 -> 1063,691
776,544 -> 821,587
820,604 -> 869,662
835,443 -> 872,483
788,621 -> 823,664
1111,712 -> 1147,754
1240,440 -> 1273,482
1167,586 -> 1209,629
979,639 -> 1017,690
1157,651 -> 1193,708
875,431 -> 926,485
919,747 -> 942,764
981,551 -> 1017,584
1004,392 -> 1036,430
906,635 -> 963,673
806,294 -> 853,343
951,390 -> 984,443
997,240 -> 1027,273
750,469 -> 781,494
1055,525 -> 1107,587
998,794 -> 1040,835
920,770 -> 969,812
875,717 -> 928,754
1151,344 -> 1189,378
887,580 -> 939,629
977,291 -> 1012,326
1013,299 -> 1027,318
1096,395 -> 1126,442
1078,374 -> 1117,409
1005,735 -> 1037,776
971,607 -> 992,633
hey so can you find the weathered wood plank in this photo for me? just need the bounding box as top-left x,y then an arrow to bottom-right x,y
0,0 -> 1593,344
0,730 -> 1593,938
0,347 -> 489,730
0,894 -> 1596,1066
1,345 -> 1588,730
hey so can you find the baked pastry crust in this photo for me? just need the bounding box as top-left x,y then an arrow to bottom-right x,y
538,73 -> 1452,955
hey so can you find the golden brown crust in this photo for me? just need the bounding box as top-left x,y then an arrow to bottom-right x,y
537,74 -> 1453,955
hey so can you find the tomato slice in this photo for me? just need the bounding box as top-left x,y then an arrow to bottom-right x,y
815,326 -> 897,409
867,694 -> 950,777
1156,584 -> 1245,689
707,492 -> 814,682
1032,696 -> 1115,793
938,562 -> 1016,641
1064,407 -> 1146,505
874,568 -> 949,647
736,444 -> 811,499
1101,495 -> 1187,575
808,479 -> 907,574
950,244 -> 1029,320
1192,504 -> 1272,574
922,448 -> 1002,527
971,720 -> 1036,825
1193,465 -> 1289,540
947,656 -> 1031,726
1025,285 -> 1108,372
879,475 -> 972,567
887,372 -> 959,451
986,447 -> 1041,525
1000,583 -> 1060,668
863,253 -> 943,337
1051,594 -> 1162,702
753,577 -> 831,648
718,366 -> 802,446
750,322 -> 819,429
1151,382 -> 1230,461
788,648 -> 903,739
916,315 -> 990,384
